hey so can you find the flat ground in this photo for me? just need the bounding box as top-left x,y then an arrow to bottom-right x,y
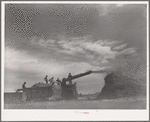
4,98 -> 146,109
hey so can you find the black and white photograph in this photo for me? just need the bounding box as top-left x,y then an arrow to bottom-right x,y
1,1 -> 149,121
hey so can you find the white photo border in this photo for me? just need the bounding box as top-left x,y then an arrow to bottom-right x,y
1,1 -> 149,121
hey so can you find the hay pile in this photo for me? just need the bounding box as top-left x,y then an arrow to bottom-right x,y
49,83 -> 62,101
97,72 -> 146,100
31,82 -> 51,88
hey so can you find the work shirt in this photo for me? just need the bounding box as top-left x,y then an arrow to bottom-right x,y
68,74 -> 72,78
61,79 -> 66,86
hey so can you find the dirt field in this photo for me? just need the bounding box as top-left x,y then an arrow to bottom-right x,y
4,98 -> 146,109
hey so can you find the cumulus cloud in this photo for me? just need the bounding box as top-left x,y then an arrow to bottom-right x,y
58,39 -> 137,67
30,35 -> 139,68
31,37 -> 58,48
111,43 -> 128,51
61,42 -> 86,54
116,47 -> 139,59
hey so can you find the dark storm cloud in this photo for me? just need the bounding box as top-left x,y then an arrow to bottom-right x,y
5,4 -> 89,39
32,16 -> 64,33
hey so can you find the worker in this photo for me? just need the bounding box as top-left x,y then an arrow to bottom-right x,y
61,78 -> 66,98
68,73 -> 72,85
22,82 -> 26,92
44,75 -> 48,84
61,78 -> 66,86
56,78 -> 61,85
49,77 -> 54,84
22,82 -> 27,102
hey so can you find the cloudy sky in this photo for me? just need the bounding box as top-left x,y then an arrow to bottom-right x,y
4,3 -> 147,93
